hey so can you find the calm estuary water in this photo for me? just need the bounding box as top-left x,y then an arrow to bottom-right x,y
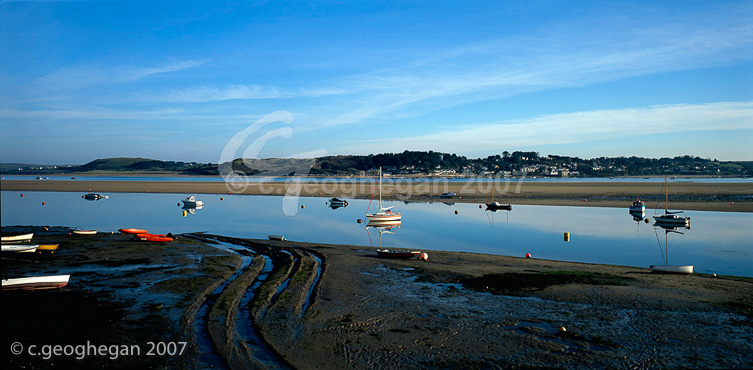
2,190 -> 751,277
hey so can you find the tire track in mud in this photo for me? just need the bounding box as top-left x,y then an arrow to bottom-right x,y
185,234 -> 325,369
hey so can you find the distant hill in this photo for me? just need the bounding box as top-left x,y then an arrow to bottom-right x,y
2,152 -> 751,177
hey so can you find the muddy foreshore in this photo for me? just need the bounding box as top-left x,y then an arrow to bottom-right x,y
2,179 -> 752,212
2,226 -> 752,369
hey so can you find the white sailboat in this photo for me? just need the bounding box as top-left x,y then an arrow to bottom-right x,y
653,177 -> 690,228
366,167 -> 401,222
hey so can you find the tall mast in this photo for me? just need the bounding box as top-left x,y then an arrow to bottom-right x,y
664,177 -> 668,214
377,167 -> 384,210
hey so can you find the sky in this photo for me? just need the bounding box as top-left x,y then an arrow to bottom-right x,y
1,1 -> 752,165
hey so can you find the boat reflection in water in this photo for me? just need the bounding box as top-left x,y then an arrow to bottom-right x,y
629,210 -> 648,224
650,223 -> 693,274
182,205 -> 203,216
485,207 -> 511,229
366,220 -> 420,259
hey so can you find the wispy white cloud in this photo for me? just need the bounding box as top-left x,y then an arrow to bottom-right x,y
26,59 -> 206,96
334,101 -> 753,154
161,84 -> 346,103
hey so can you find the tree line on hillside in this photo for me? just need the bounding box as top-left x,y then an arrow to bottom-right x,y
2,151 -> 751,177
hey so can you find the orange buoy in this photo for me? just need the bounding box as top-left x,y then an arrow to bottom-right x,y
525,253 -> 531,259
20,194 -> 23,197
301,204 -> 305,209
419,252 -> 429,261
479,205 -> 483,209
220,197 -> 224,201
42,201 -> 45,206
357,219 -> 362,223
454,210 -> 459,215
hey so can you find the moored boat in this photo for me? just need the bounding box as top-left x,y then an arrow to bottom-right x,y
83,193 -> 108,200
2,275 -> 70,291
329,197 -> 349,207
629,199 -> 645,213
72,230 -> 97,235
182,196 -> 204,207
486,191 -> 512,211
366,168 -> 401,222
36,244 -> 59,253
119,228 -> 147,234
1,233 -> 34,243
2,244 -> 39,253
376,249 -> 421,259
652,177 -> 690,228
440,192 -> 456,199
650,265 -> 694,274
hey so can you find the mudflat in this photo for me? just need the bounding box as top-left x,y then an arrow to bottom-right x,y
2,227 -> 752,369
3,179 -> 751,212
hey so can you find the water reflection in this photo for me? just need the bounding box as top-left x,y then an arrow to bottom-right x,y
1,191 -> 751,277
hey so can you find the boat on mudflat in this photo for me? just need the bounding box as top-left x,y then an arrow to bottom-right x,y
36,244 -> 59,253
2,244 -> 39,253
375,249 -> 421,259
120,228 -> 147,234
2,275 -> 70,291
650,265 -> 694,274
1,233 -> 34,243
72,230 -> 97,235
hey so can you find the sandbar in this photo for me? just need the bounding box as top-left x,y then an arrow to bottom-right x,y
2,179 -> 751,212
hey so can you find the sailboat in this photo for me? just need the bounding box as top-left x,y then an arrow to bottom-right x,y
650,226 -> 693,274
366,167 -> 401,222
653,177 -> 690,228
486,190 -> 512,211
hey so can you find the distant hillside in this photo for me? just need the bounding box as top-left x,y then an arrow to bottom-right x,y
2,152 -> 752,177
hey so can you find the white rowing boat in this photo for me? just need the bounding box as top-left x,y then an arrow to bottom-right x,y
72,230 -> 97,235
1,233 -> 34,243
1,275 -> 70,291
650,265 -> 694,274
1,244 -> 39,253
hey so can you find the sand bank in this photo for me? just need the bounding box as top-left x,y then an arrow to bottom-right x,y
3,179 -> 751,212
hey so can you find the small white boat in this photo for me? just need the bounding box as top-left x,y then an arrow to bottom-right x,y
1,244 -> 39,253
2,275 -> 70,291
182,196 -> 204,207
650,265 -> 694,274
1,233 -> 34,243
72,230 -> 97,235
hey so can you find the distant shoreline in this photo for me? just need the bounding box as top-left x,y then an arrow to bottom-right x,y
2,179 -> 751,212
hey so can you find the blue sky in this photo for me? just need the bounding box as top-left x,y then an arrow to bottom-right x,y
1,1 -> 752,164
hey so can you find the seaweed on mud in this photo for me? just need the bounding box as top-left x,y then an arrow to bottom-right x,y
462,270 -> 631,295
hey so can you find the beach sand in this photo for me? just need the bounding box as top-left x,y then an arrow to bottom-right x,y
2,179 -> 751,212
2,228 -> 752,369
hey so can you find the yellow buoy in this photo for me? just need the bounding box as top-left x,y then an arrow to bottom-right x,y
564,232 -> 570,242
182,210 -> 187,217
